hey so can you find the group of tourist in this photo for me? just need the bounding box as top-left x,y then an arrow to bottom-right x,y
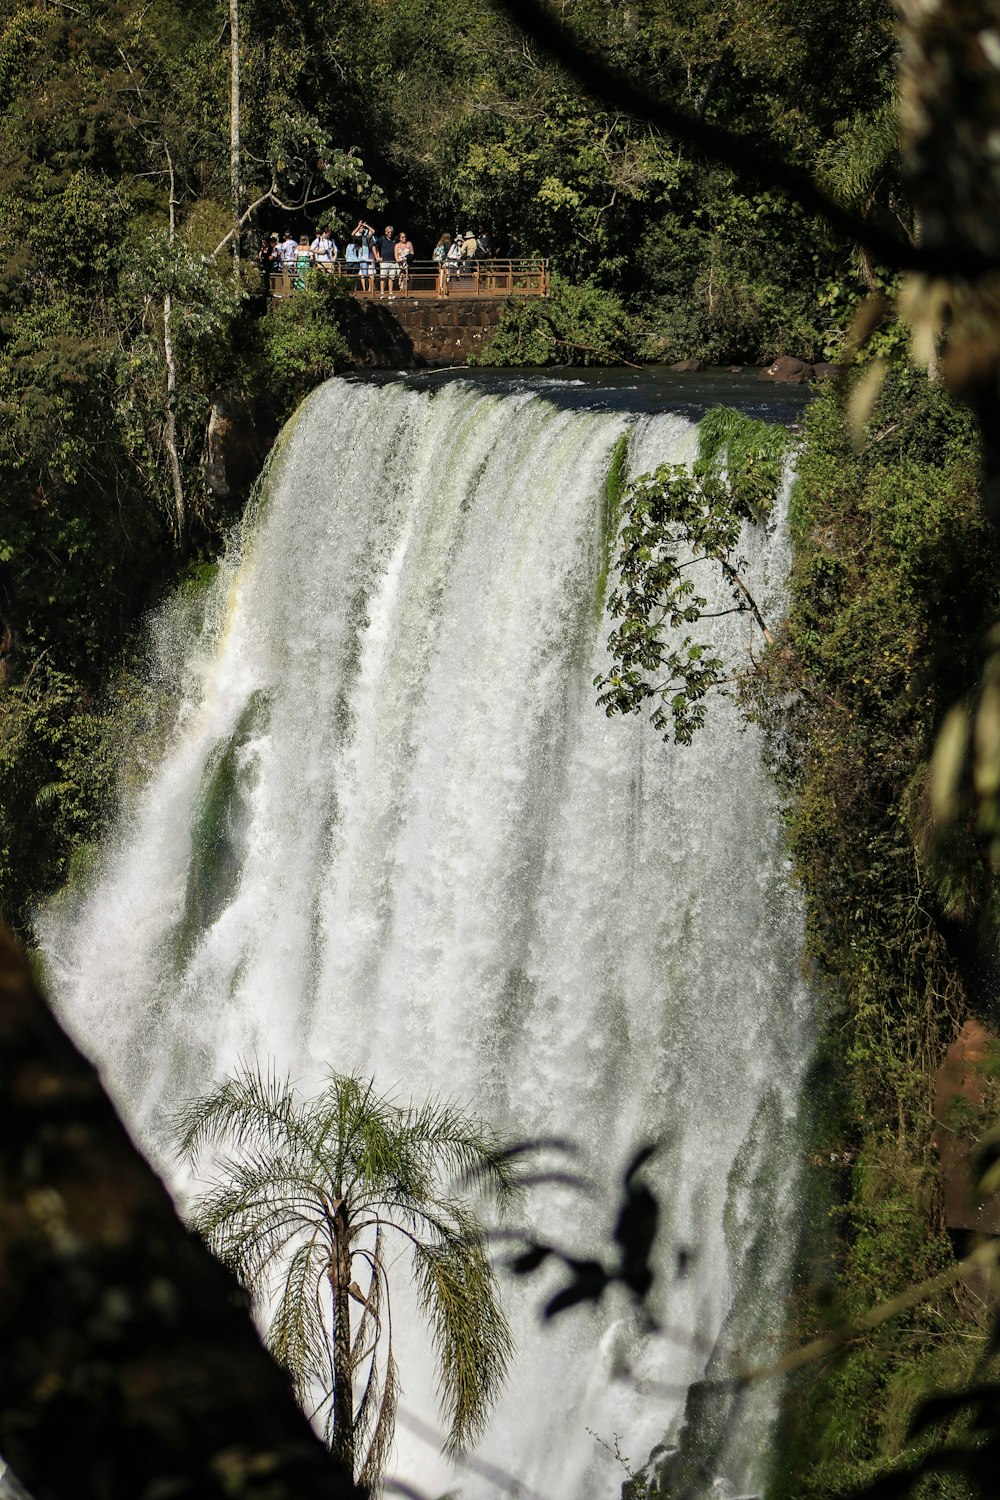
257,218 -> 521,295
340,221 -> 417,294
431,228 -> 520,281
257,227 -> 341,289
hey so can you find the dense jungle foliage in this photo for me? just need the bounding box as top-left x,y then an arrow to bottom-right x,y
585,380 -> 1000,1494
0,0 -> 901,931
5,0 -> 1000,1496
758,371 -> 1000,1497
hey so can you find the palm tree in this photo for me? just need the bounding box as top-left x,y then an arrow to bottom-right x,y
175,1065 -> 518,1487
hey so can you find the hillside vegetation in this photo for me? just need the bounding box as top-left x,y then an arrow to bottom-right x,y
0,0 -> 900,926
5,3 -> 1000,1496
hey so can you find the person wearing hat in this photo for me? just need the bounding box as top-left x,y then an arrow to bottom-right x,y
445,233 -> 464,283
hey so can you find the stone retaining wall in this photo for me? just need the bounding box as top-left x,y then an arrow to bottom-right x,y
339,297 -> 507,368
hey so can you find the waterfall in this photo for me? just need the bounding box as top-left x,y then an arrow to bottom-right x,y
40,375 -> 811,1499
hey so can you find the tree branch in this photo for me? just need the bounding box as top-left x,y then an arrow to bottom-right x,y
718,557 -> 773,643
212,181 -> 279,258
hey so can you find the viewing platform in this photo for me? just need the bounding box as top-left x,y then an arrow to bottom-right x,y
268,258 -> 550,302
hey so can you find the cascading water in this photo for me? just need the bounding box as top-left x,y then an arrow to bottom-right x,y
40,375 -> 811,1499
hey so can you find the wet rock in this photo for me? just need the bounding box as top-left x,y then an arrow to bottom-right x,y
205,391 -> 278,505
727,364 -> 743,373
811,361 -> 845,382
760,355 -> 814,383
669,358 -> 702,372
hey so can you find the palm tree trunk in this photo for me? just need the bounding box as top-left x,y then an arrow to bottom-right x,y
329,1210 -> 355,1478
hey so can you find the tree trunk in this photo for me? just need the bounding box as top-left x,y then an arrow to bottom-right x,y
162,290 -> 186,547
163,145 -> 186,549
229,0 -> 241,268
330,1210 -> 355,1479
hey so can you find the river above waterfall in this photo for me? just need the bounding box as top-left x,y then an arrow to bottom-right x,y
40,372 -> 812,1500
364,364 -> 815,423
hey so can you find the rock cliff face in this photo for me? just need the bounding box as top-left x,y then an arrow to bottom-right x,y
204,302 -> 509,507
205,392 -> 279,503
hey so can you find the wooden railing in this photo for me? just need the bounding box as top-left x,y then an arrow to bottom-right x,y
268,258 -> 550,301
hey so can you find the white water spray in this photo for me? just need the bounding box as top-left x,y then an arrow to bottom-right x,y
41,376 -> 810,1499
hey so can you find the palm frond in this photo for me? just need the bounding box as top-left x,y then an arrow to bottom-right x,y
377,1192 -> 480,1252
413,1231 -> 514,1457
193,1200 -> 308,1291
268,1233 -> 330,1400
349,1229 -> 384,1372
305,1072 -> 407,1199
173,1059 -> 306,1164
358,1343 -> 397,1491
816,96 -> 901,213
353,1243 -> 397,1489
188,1147 -> 325,1285
350,1261 -> 384,1465
401,1098 -> 524,1216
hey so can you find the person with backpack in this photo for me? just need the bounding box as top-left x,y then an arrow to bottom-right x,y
445,234 -> 464,285
433,233 -> 452,293
310,227 -> 337,271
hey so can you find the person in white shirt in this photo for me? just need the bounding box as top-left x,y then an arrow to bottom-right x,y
310,228 -> 337,269
278,233 -> 298,270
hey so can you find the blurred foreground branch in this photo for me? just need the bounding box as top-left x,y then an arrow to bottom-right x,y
0,925 -> 360,1500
